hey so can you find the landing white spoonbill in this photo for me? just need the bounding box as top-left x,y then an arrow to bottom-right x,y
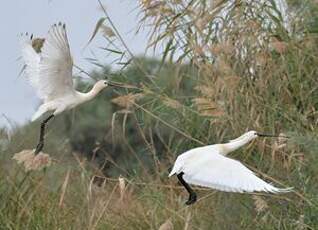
20,22 -> 122,154
169,131 -> 292,205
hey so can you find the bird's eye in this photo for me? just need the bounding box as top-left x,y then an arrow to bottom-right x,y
104,81 -> 107,85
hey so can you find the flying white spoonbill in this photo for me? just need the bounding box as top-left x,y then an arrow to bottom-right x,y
20,22 -> 123,155
169,131 -> 292,205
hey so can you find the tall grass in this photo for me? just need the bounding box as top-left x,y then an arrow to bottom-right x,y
1,0 -> 318,229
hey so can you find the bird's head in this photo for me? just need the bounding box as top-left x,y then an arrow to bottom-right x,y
228,131 -> 258,144
94,80 -> 109,91
234,130 -> 259,142
92,80 -> 131,96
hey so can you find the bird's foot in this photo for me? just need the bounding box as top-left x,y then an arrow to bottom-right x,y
34,141 -> 44,155
185,193 -> 197,205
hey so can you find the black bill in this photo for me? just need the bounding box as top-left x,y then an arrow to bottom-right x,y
257,133 -> 290,138
106,80 -> 138,89
107,81 -> 124,87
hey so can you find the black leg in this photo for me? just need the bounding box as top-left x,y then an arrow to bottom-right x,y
177,172 -> 197,205
34,114 -> 54,155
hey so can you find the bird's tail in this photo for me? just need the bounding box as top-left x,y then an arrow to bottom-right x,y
31,104 -> 49,121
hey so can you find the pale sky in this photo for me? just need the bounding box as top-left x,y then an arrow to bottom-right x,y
0,0 -> 150,128
0,0 -> 289,129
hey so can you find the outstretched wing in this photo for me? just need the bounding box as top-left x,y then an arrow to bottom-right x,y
20,34 -> 41,96
39,23 -> 74,101
183,151 -> 292,193
20,23 -> 74,102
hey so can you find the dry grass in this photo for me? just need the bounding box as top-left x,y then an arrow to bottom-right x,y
13,149 -> 52,171
1,0 -> 318,229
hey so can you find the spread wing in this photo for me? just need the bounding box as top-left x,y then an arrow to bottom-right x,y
20,23 -> 74,102
20,33 -> 41,95
181,151 -> 292,193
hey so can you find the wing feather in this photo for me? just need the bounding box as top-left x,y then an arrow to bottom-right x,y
20,23 -> 74,102
176,148 -> 292,193
38,23 -> 74,101
20,34 -> 41,95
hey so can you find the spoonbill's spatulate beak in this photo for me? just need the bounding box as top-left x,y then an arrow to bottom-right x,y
107,81 -> 124,87
106,80 -> 138,89
257,133 -> 290,138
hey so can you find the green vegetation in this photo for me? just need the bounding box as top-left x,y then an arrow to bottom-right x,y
1,0 -> 318,229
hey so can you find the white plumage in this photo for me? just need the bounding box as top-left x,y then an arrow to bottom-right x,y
20,23 -> 110,121
169,131 -> 292,205
20,22 -> 112,154
21,24 -> 73,106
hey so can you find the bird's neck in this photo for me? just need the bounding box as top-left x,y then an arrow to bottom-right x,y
220,136 -> 253,155
79,85 -> 101,103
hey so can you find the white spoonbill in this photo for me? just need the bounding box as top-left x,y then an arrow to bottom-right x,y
169,131 -> 292,205
20,22 -> 122,155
